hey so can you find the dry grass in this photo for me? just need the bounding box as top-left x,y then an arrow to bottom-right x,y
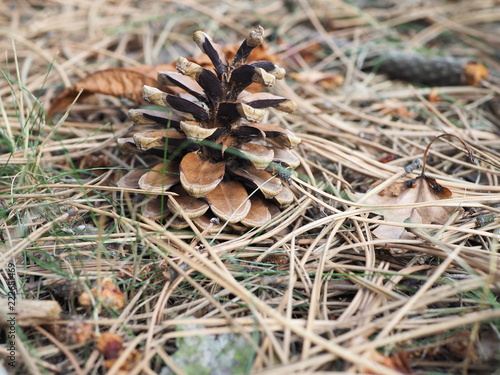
1,0 -> 500,374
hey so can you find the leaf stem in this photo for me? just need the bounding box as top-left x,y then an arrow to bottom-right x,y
421,133 -> 475,175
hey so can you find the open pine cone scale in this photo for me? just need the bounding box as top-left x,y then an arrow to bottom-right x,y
118,26 -> 301,232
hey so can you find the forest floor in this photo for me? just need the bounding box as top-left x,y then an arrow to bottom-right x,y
1,0 -> 500,374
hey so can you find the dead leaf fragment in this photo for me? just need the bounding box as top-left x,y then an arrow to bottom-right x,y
50,317 -> 94,344
428,88 -> 442,103
363,175 -> 463,240
263,253 -> 289,266
364,349 -> 415,375
78,277 -> 125,310
445,330 -> 479,362
47,64 -> 176,118
463,61 -> 489,86
96,331 -> 141,371
291,71 -> 344,89
444,329 -> 500,363
79,153 -> 110,175
370,99 -> 415,119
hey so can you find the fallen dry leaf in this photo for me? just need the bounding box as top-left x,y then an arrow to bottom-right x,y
444,329 -> 500,363
290,70 -> 344,89
364,350 -> 415,375
351,337 -> 415,374
427,88 -> 442,103
79,153 -> 110,176
362,174 -> 463,240
444,330 -> 479,362
294,41 -> 324,64
50,317 -> 94,344
78,277 -> 125,310
47,64 -> 175,118
96,331 -> 141,371
369,99 -> 416,119
463,61 -> 489,86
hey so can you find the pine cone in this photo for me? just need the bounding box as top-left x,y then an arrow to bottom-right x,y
117,26 -> 301,232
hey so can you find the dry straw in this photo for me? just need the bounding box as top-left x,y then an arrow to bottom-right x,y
1,0 -> 499,374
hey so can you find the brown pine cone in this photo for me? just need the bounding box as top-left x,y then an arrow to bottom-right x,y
117,26 -> 301,232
